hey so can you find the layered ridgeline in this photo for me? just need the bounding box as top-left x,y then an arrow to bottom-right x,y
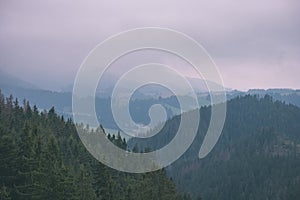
129,95 -> 300,199
1,70 -> 300,131
0,91 -> 196,200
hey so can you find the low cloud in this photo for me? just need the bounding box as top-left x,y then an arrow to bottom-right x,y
0,0 -> 299,90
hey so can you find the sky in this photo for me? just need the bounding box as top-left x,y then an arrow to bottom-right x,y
0,0 -> 299,91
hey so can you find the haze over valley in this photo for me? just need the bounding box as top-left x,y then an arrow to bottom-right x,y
1,0 -> 300,199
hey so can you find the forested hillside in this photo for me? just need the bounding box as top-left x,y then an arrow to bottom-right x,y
0,90 -> 193,200
129,95 -> 300,199
2,88 -> 300,200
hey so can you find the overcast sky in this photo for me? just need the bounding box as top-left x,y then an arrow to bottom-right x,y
0,0 -> 299,91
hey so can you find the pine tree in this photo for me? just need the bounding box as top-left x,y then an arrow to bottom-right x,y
0,93 -> 190,200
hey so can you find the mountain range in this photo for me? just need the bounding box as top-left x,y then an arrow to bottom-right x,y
1,69 -> 300,199
1,69 -> 300,130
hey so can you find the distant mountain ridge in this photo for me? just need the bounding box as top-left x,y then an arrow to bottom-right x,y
1,69 -> 300,131
61,72 -> 230,98
0,69 -> 39,90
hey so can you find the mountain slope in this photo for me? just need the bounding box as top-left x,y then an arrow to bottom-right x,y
129,95 -> 300,199
0,91 -> 192,200
0,69 -> 39,90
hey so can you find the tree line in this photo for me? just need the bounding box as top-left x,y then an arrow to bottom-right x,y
0,90 -> 195,200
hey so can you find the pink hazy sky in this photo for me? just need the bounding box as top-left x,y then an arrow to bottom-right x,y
0,0 -> 299,91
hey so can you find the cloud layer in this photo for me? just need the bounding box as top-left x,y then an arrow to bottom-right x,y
0,0 -> 299,91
